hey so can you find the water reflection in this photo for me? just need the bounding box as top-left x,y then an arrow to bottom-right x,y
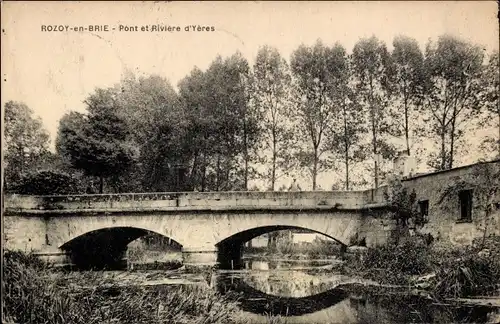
216,273 -> 348,316
215,258 -> 499,323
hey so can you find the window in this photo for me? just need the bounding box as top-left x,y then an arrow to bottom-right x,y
418,200 -> 429,218
459,189 -> 473,222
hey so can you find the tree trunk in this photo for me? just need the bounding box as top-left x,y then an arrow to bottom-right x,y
99,176 -> 104,194
271,131 -> 277,191
449,119 -> 456,169
216,155 -> 221,191
243,119 -> 249,191
372,114 -> 378,189
497,109 -> 500,158
448,103 -> 458,169
404,96 -> 410,155
343,102 -> 350,191
369,80 -> 378,189
201,154 -> 207,192
345,152 -> 349,191
440,128 -> 446,170
312,147 -> 318,190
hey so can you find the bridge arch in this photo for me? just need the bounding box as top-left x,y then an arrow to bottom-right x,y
47,215 -> 189,249
60,226 -> 182,270
212,211 -> 362,249
216,225 -> 343,247
215,223 -> 349,269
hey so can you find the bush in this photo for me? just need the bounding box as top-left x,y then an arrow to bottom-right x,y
15,170 -> 81,195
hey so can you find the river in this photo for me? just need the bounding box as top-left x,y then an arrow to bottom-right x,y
72,256 -> 500,324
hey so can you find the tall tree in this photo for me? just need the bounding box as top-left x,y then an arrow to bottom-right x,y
478,51 -> 500,159
252,45 -> 295,190
228,52 -> 261,191
422,35 -> 485,170
351,36 -> 396,188
56,88 -> 137,193
3,101 -> 50,191
290,40 -> 338,190
180,53 -> 258,191
391,35 -> 425,156
179,67 -> 214,191
115,73 -> 185,192
323,44 -> 367,191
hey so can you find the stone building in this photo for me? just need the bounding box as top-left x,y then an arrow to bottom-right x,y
395,159 -> 500,246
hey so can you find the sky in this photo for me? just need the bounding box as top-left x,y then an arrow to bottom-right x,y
1,1 -> 499,189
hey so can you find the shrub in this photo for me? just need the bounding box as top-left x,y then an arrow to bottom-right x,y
15,170 -> 81,195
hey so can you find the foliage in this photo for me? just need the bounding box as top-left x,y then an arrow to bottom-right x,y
12,34 -> 500,194
430,245 -> 500,299
390,35 -> 426,155
290,40 -> 340,189
3,251 -> 241,324
422,34 -> 485,170
478,51 -> 500,159
3,101 -> 51,192
384,177 -> 423,227
15,170 -> 81,195
326,47 -> 367,190
115,73 -> 187,192
343,238 -> 433,285
56,89 -> 137,193
179,53 -> 260,191
351,36 -> 397,188
343,236 -> 500,298
252,45 -> 296,190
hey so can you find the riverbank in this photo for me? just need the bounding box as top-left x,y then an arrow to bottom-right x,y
2,251 -> 242,324
340,236 -> 500,300
4,248 -> 500,324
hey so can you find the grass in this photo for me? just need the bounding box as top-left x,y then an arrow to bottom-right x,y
2,250 -> 242,324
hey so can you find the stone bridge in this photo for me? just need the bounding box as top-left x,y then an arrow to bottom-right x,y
3,190 -> 389,269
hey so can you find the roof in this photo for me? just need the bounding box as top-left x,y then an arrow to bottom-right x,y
401,158 -> 500,182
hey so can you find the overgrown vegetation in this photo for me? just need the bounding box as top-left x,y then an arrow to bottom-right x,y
429,237 -> 500,299
342,236 -> 500,299
342,237 -> 433,285
2,251 -> 241,324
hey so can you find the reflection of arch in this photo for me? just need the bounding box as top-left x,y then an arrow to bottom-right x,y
215,274 -> 349,316
61,226 -> 181,270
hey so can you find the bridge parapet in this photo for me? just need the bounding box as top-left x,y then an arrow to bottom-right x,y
4,190 -> 388,215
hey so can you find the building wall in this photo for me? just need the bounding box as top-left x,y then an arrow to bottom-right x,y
402,161 -> 500,246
